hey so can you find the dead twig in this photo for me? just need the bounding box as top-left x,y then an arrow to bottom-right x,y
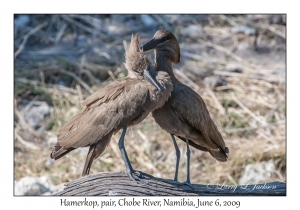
198,38 -> 245,63
15,78 -> 78,94
223,120 -> 285,133
14,99 -> 40,138
137,129 -> 149,142
197,38 -> 264,72
110,135 -> 122,160
81,69 -> 101,84
267,25 -> 285,39
84,62 -> 112,72
174,69 -> 199,91
123,40 -> 128,52
76,84 -> 83,104
15,132 -> 39,151
71,15 -> 108,35
61,15 -> 94,34
152,15 -> 169,29
214,70 -> 284,83
206,88 -> 226,116
215,85 -> 245,93
55,23 -> 68,44
219,15 -> 239,27
58,69 -> 94,94
14,22 -> 48,59
230,92 -> 267,126
181,51 -> 203,61
108,70 -> 117,81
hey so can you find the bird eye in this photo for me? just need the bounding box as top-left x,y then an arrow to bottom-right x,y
162,37 -> 167,42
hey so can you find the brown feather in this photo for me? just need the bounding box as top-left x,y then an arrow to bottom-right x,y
145,30 -> 229,162
82,133 -> 112,176
50,34 -> 173,175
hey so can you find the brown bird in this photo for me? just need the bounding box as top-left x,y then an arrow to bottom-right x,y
142,30 -> 229,187
50,34 -> 173,181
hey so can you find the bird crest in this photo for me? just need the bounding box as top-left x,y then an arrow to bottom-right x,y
124,34 -> 149,74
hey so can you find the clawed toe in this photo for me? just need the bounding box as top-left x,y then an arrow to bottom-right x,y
127,170 -> 148,185
182,181 -> 194,190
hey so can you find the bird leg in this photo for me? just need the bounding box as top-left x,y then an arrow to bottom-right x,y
170,134 -> 180,182
184,134 -> 194,190
118,126 -> 143,183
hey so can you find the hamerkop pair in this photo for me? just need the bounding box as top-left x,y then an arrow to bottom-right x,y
142,30 -> 229,187
50,34 -> 173,181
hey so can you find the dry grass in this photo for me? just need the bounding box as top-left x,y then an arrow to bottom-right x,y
14,14 -> 286,186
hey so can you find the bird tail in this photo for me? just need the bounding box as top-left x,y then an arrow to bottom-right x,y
82,133 -> 112,176
208,146 -> 229,162
50,143 -> 75,160
177,136 -> 229,162
82,145 -> 96,176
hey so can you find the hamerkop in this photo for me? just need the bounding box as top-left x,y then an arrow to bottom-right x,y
142,30 -> 229,187
50,34 -> 173,181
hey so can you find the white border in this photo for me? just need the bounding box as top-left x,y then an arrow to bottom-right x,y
2,0 -> 296,209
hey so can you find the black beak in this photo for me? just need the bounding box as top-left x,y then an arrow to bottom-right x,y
141,38 -> 158,52
143,69 -> 161,91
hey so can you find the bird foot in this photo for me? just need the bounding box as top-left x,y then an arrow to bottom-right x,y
174,177 -> 179,182
182,181 -> 194,190
127,170 -> 148,185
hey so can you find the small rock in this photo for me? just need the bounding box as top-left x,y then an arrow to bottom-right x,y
226,63 -> 243,73
15,176 -> 49,195
140,15 -> 156,26
109,191 -> 118,196
47,135 -> 57,146
72,147 -> 89,159
204,75 -> 227,88
182,60 -> 208,77
14,15 -> 30,28
267,87 -> 275,93
107,25 -> 123,35
75,147 -> 89,154
45,159 -> 54,169
57,81 -> 66,87
49,183 -> 65,194
180,25 -> 204,38
275,69 -> 285,76
239,160 -> 276,184
269,15 -> 286,25
78,34 -> 87,41
231,25 -> 256,35
14,15 -> 30,36
164,15 -> 181,24
22,101 -> 51,130
15,176 -> 65,195
237,42 -> 251,51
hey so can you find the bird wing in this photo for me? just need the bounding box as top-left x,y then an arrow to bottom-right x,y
170,84 -> 226,151
56,79 -> 151,149
81,80 -> 125,108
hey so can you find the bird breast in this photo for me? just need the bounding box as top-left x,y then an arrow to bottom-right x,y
148,71 -> 173,109
129,70 -> 173,126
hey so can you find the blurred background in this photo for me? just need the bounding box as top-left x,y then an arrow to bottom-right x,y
14,14 -> 286,195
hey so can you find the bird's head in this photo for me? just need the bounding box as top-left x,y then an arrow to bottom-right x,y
124,33 -> 161,91
142,30 -> 180,64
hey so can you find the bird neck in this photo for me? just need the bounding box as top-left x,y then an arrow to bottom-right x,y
154,50 -> 180,85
